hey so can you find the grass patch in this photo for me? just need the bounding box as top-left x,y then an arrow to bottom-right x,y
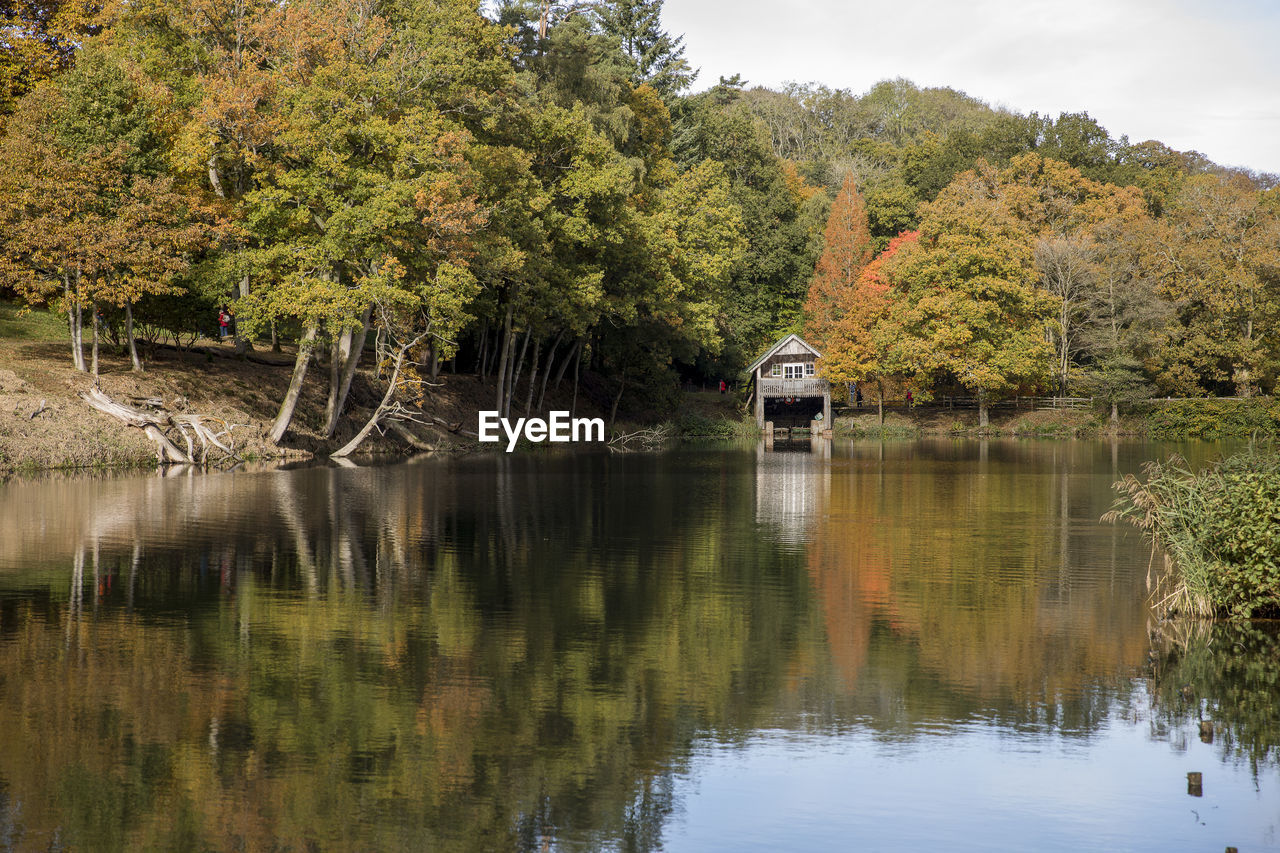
834,414 -> 919,437
1105,447 -> 1280,619
0,300 -> 66,342
672,411 -> 756,439
1010,419 -> 1076,437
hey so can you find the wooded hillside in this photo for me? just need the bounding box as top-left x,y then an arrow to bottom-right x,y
2,0 -> 1277,437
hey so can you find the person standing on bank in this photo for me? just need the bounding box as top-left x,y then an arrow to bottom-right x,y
218,307 -> 230,341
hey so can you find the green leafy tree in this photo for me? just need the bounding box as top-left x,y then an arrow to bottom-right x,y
221,0 -> 506,443
594,0 -> 694,98
673,92 -> 825,373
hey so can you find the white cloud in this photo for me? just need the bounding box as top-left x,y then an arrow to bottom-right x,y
662,0 -> 1280,173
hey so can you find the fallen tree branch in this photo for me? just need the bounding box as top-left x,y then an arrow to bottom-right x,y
428,415 -> 479,438
81,387 -> 244,465
331,332 -> 428,458
388,420 -> 435,451
607,424 -> 673,452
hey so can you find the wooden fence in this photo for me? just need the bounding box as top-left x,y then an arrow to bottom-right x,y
838,395 -> 1094,412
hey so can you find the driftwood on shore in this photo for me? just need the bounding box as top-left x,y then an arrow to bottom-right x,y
81,387 -> 243,465
607,424 -> 672,452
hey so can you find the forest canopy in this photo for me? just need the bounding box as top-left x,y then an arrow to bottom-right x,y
2,0 -> 1278,436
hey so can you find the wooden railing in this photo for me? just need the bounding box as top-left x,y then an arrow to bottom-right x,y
758,378 -> 828,397
838,395 -> 1094,411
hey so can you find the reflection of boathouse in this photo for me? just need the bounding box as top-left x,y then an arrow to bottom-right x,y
754,441 -> 830,541
746,333 -> 831,430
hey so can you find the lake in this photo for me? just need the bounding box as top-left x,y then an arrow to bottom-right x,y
0,439 -> 1277,851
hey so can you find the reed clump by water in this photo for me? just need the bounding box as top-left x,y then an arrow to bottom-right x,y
1104,449 -> 1280,619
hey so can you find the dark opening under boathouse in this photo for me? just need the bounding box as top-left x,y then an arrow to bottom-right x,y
746,333 -> 831,432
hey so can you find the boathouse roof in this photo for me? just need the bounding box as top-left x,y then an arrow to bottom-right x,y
745,333 -> 823,375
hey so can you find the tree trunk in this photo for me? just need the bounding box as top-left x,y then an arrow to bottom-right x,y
507,329 -> 530,418
331,332 -> 425,458
82,387 -> 240,465
877,381 -> 884,426
269,321 -> 318,444
570,342 -> 582,417
330,359 -> 401,458
271,321 -> 281,353
233,274 -> 252,354
475,323 -> 488,376
91,302 -> 100,382
523,339 -> 541,415
1110,400 -> 1119,424
66,277 -> 86,372
494,305 -> 513,413
554,339 -> 579,389
483,324 -> 497,377
325,332 -> 342,435
978,389 -> 989,428
1058,301 -> 1071,394
323,305 -> 372,439
609,371 -> 627,432
536,331 -> 563,412
125,302 -> 143,373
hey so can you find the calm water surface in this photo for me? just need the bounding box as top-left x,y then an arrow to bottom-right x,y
0,439 -> 1277,851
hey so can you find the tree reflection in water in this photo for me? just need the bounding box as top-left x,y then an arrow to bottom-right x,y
0,440 -> 1270,850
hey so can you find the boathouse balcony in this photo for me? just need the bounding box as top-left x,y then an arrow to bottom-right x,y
758,377 -> 828,397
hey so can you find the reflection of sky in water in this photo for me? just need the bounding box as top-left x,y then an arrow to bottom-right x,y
668,695 -> 1280,852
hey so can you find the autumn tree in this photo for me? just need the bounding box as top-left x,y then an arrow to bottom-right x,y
993,154 -> 1148,393
0,73 -> 208,376
0,0 -> 119,116
803,173 -> 874,349
216,0 -> 505,443
885,162 -> 1056,426
152,0 -> 282,355
0,94 -> 121,372
1144,173 -> 1280,396
819,230 -> 918,423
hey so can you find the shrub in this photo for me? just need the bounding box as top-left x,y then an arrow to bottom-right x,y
1105,448 -> 1280,618
1141,398 -> 1280,440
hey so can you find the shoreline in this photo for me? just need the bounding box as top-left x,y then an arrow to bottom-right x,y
3,327 -> 1275,477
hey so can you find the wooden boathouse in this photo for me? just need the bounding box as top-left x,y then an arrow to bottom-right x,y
746,333 -> 831,432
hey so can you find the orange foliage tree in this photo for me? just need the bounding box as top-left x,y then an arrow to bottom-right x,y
803,172 -> 873,348
817,231 -> 918,422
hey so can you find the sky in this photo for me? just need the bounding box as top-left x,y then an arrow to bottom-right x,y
661,0 -> 1280,175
